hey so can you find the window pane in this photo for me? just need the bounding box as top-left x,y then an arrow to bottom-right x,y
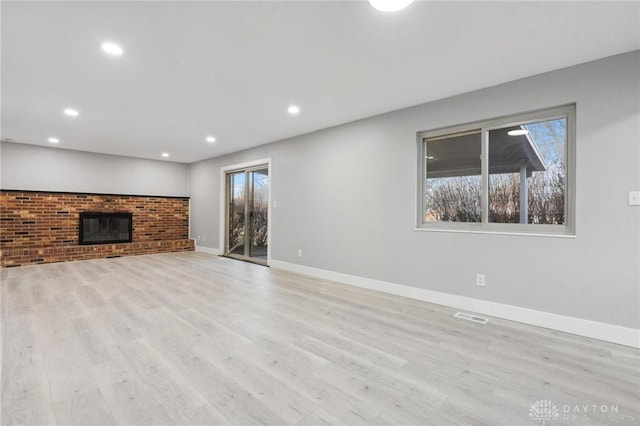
228,172 -> 246,256
249,168 -> 269,260
488,118 -> 566,224
424,131 -> 481,222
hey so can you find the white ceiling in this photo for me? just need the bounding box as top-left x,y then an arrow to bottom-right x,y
2,1 -> 639,164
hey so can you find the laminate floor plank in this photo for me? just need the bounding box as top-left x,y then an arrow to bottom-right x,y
297,335 -> 449,407
89,304 -> 142,345
3,277 -> 33,317
313,362 -> 450,425
116,339 -> 209,418
140,325 -> 288,425
31,302 -> 101,404
53,388 -> 116,426
1,312 -> 57,426
181,403 -> 232,426
110,294 -> 151,328
237,340 -> 382,425
75,285 -> 108,308
2,252 -> 638,426
210,348 -> 318,424
99,376 -> 178,426
73,317 -> 112,365
177,308 -> 255,348
56,291 -> 91,319
232,330 -> 330,371
295,408 -> 341,426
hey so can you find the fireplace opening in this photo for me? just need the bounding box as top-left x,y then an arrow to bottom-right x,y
79,212 -> 132,245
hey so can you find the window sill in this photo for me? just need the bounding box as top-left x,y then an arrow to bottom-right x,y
413,227 -> 576,238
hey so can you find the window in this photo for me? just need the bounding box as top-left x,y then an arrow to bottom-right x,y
418,105 -> 575,235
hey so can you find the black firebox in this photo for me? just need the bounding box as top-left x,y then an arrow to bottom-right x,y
79,212 -> 133,245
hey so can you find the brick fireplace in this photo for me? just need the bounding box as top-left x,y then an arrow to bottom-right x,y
0,190 -> 194,267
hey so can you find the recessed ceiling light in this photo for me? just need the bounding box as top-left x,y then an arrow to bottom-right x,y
288,105 -> 300,115
206,136 -> 216,143
425,156 -> 435,160
507,129 -> 529,136
161,152 -> 170,158
48,137 -> 60,144
368,0 -> 415,12
64,108 -> 79,117
101,42 -> 123,56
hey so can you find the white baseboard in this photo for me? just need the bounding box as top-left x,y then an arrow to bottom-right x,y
269,259 -> 640,349
194,245 -> 222,255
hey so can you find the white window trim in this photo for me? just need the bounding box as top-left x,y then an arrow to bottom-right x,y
416,104 -> 576,236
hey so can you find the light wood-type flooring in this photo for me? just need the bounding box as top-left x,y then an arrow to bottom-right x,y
1,252 -> 638,425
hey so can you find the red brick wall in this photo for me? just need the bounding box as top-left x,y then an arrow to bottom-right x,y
0,191 -> 194,267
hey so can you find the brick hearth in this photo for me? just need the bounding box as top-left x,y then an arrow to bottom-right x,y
0,191 -> 194,267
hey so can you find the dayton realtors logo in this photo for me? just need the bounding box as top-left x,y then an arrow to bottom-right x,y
529,400 -> 560,425
529,399 -> 636,424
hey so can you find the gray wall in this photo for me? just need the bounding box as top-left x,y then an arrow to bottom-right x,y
190,51 -> 640,329
0,142 -> 189,196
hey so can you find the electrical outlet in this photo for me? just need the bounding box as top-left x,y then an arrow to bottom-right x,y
197,236 -> 201,241
202,236 -> 206,241
297,249 -> 302,258
476,274 -> 485,287
273,200 -> 278,208
628,191 -> 640,206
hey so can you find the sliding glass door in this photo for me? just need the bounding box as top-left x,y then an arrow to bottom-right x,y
225,166 -> 269,264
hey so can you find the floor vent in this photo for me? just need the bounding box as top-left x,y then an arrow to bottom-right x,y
454,312 -> 489,324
